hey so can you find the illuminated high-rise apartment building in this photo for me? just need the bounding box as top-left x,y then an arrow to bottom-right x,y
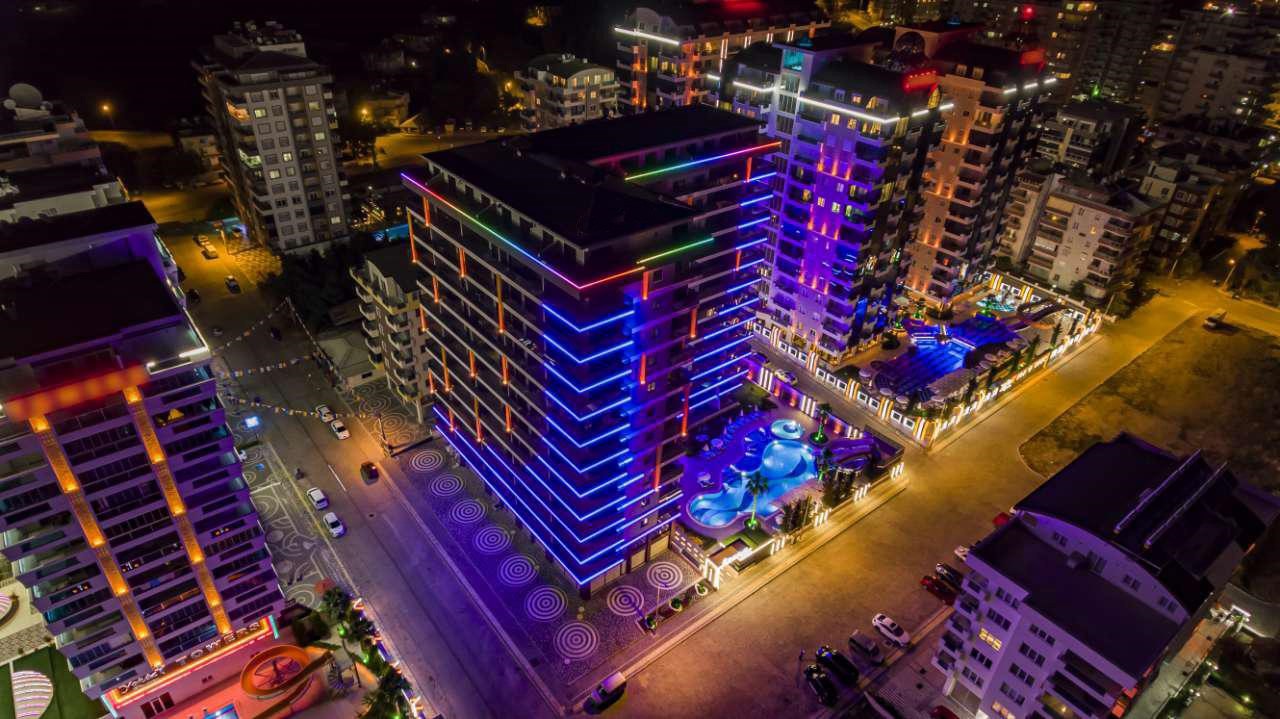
0,230 -> 284,713
403,107 -> 772,596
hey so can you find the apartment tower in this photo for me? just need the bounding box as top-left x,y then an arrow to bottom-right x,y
196,21 -> 350,254
402,107 -> 771,596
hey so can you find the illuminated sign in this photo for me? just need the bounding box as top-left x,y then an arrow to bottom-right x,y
109,620 -> 271,702
902,70 -> 938,92
1020,49 -> 1046,67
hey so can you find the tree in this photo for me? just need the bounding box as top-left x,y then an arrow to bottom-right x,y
1027,334 -> 1042,360
820,470 -> 855,508
1050,321 -> 1062,347
744,472 -> 770,529
963,375 -> 979,405
322,587 -> 353,624
780,496 -> 816,534
1068,279 -> 1087,300
814,403 -> 832,442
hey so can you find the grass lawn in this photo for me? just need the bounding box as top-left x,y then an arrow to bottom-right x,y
0,663 -> 13,719
12,647 -> 104,719
1020,316 -> 1280,600
1020,317 -> 1280,487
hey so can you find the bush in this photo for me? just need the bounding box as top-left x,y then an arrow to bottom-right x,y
291,612 -> 331,646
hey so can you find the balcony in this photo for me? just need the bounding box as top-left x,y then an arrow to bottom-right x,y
358,302 -> 378,321
361,319 -> 380,338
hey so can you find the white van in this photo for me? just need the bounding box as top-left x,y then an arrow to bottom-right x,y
589,671 -> 626,708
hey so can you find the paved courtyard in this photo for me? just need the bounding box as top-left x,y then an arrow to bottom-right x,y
342,381 -> 432,451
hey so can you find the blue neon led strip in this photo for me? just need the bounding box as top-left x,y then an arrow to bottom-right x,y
690,370 -> 748,400
692,334 -> 752,365
544,391 -> 630,422
544,335 -> 634,364
544,363 -> 631,394
688,378 -> 745,412
737,216 -> 770,230
690,352 -> 751,381
749,171 -> 777,182
739,194 -> 772,207
545,414 -> 629,448
545,305 -> 635,333
733,236 -> 769,250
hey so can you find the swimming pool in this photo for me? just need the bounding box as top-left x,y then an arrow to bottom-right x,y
687,420 -> 818,528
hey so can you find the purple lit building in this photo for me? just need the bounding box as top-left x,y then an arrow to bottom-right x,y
936,434 -> 1275,718
402,107 -> 772,596
0,222 -> 284,705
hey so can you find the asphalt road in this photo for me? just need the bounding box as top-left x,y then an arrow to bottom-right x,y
168,232 -> 549,719
346,130 -> 513,174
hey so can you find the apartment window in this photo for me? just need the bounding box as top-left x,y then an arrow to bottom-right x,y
282,152 -> 294,162
271,105 -> 284,116
961,666 -> 985,688
1050,531 -> 1068,547
986,608 -> 1011,631
253,108 -> 267,118
330,215 -> 343,225
256,123 -> 272,134
286,167 -> 297,177
1123,574 -> 1142,591
307,100 -> 321,110
305,85 -> 318,95
991,700 -> 1017,719
979,627 -> 1003,651
140,693 -> 174,719
969,647 -> 993,669
1017,642 -> 1045,667
999,682 -> 1026,706
1158,596 -> 1178,613
1029,624 -> 1056,646
1009,662 -> 1034,686
313,131 -> 326,141
268,169 -> 281,180
273,121 -> 286,132
311,115 -> 324,126
995,587 -> 1021,608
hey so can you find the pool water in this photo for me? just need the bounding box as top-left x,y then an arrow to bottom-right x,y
687,420 -> 817,528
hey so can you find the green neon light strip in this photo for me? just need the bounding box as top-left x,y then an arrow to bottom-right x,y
639,237 -> 715,264
625,142 -> 781,182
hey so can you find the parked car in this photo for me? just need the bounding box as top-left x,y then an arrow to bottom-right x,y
588,671 -> 626,709
954,545 -> 971,563
921,575 -> 956,605
316,405 -> 335,423
774,368 -> 797,384
930,706 -> 960,719
848,629 -> 884,665
872,613 -> 910,648
935,563 -> 964,590
235,447 -> 248,462
816,645 -> 859,684
307,487 -> 329,510
329,420 -> 350,440
360,462 -> 379,484
1203,310 -> 1227,330
224,275 -> 241,293
185,288 -> 202,305
201,246 -> 219,260
192,234 -> 203,245
323,512 -> 345,537
803,665 -> 837,706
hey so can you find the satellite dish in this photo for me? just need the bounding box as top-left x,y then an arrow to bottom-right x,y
2,99 -> 15,111
7,83 -> 43,109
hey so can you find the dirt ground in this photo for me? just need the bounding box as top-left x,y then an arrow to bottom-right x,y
1020,317 -> 1280,490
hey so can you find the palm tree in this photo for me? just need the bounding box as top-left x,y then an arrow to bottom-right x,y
321,587 -> 352,623
814,403 -> 833,442
744,471 -> 770,529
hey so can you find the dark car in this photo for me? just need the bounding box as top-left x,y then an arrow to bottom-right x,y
360,462 -> 379,484
921,575 -> 956,605
185,288 -> 202,305
935,562 -> 964,590
269,326 -> 282,341
803,665 -> 837,706
816,645 -> 859,684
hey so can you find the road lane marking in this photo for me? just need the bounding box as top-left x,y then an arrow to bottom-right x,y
328,464 -> 347,493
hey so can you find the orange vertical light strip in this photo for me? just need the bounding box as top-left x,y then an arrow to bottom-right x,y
473,397 -> 482,442
418,305 -> 427,332
638,353 -> 647,385
745,156 -> 753,181
448,407 -> 456,432
689,308 -> 698,339
457,247 -> 467,278
432,276 -> 440,303
408,217 -> 418,264
496,277 -> 505,334
735,250 -> 742,271
680,388 -> 690,436
428,372 -> 436,395
653,442 -> 663,492
501,355 -> 509,385
505,404 -> 513,433
469,350 -> 477,378
440,348 -> 451,391
422,196 -> 430,225
641,271 -> 650,301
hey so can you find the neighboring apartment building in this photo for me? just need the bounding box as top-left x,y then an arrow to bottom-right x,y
1157,46 -> 1274,126
402,107 -> 771,596
173,120 -> 221,172
722,29 -> 950,368
0,201 -> 176,286
352,243 -> 430,423
0,164 -> 126,223
1137,146 -> 1250,271
995,158 -> 1060,265
935,434 -> 1273,719
899,24 -> 1052,308
954,0 -> 1098,100
516,54 -> 619,131
0,249 -> 284,709
1037,100 -> 1143,179
1016,179 -> 1161,303
614,1 -> 828,112
195,21 -> 350,254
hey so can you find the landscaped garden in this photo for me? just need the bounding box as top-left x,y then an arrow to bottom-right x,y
0,647 -> 105,719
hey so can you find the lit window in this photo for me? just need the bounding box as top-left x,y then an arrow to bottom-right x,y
980,627 -> 1003,651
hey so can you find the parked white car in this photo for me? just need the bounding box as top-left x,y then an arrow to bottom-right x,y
954,545 -> 971,563
307,487 -> 329,510
323,512 -> 345,537
316,404 -> 335,423
329,419 -> 350,440
872,613 -> 910,648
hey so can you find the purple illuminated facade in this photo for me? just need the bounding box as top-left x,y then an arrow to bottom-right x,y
402,107 -> 771,596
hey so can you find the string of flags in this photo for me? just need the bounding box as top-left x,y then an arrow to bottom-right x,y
209,299 -> 291,353
222,393 -> 379,420
214,352 -> 322,378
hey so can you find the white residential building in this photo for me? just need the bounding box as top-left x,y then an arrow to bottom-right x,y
937,434 -> 1274,719
516,54 -> 618,131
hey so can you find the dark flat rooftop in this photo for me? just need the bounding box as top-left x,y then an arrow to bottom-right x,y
0,164 -> 116,209
0,261 -> 179,359
364,243 -> 417,291
973,520 -> 1180,679
0,200 -> 155,253
423,142 -> 698,247
1018,434 -> 1267,611
521,106 -> 760,162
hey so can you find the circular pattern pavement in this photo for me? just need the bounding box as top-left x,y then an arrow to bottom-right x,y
498,555 -> 538,587
448,499 -> 486,525
523,586 -> 567,622
429,474 -> 464,498
410,450 -> 445,473
554,621 -> 600,661
472,525 -> 512,555
645,561 -> 684,591
359,395 -> 392,414
605,586 -> 645,618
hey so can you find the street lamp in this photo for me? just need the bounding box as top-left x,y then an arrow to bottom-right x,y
1223,258 -> 1240,289
100,102 -> 115,129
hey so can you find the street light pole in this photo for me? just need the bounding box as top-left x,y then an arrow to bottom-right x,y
1223,259 -> 1239,290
